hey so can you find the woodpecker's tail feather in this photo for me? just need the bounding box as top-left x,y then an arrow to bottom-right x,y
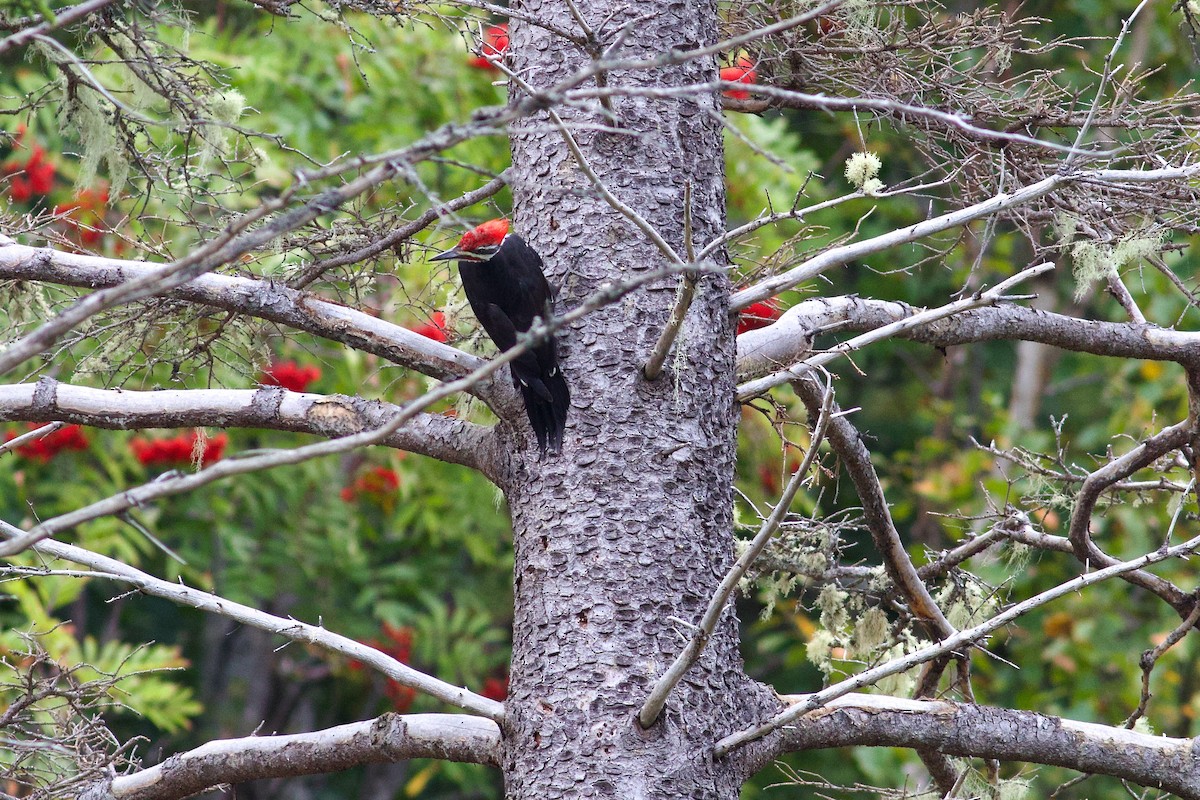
545,366 -> 569,454
513,365 -> 570,456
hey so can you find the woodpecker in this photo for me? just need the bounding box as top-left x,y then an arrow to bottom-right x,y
432,218 -> 570,455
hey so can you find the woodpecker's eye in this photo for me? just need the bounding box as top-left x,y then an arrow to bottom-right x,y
473,244 -> 500,259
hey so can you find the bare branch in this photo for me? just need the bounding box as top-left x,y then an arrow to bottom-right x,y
731,163 -> 1200,311
0,419 -> 65,456
737,263 -> 1054,399
1066,419 -> 1195,616
0,527 -> 506,721
0,380 -> 500,479
0,0 -> 118,58
642,184 -> 698,381
769,693 -> 1200,800
736,295 -> 1200,385
0,238 -> 491,391
715,529 -> 1200,757
92,714 -> 500,800
612,83 -> 1106,156
1061,0 -> 1153,170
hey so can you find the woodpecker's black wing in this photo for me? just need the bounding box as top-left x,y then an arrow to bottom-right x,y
458,234 -> 570,455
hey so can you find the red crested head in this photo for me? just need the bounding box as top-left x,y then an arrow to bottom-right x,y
459,218 -> 510,252
431,218 -> 511,263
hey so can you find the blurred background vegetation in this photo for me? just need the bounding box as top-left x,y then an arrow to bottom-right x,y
2,0 -> 1199,797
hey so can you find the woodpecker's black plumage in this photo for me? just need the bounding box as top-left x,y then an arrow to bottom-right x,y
432,219 -> 569,455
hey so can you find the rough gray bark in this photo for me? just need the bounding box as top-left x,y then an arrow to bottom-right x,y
497,1 -> 781,796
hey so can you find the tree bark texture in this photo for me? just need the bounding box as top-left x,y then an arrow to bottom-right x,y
499,1 -> 780,796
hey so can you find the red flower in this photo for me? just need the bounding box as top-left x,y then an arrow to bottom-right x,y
468,24 -> 509,70
410,311 -> 449,343
757,464 -> 778,495
131,431 -> 227,467
8,176 -> 32,203
720,57 -> 757,100
481,675 -> 508,702
384,680 -> 417,712
736,300 -> 782,334
54,186 -> 108,215
24,146 -> 55,195
261,361 -> 321,392
53,185 -> 110,249
341,466 -> 401,502
3,142 -> 56,201
346,624 -> 417,712
381,623 -> 413,661
4,423 -> 89,462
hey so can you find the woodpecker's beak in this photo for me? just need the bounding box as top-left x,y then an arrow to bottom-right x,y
430,247 -> 462,262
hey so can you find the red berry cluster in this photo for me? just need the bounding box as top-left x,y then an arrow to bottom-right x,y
4,126 -> 114,250
736,299 -> 782,334
347,623 -> 417,712
720,57 -> 758,100
340,466 -> 401,502
409,311 -> 449,343
481,674 -> 509,702
54,186 -> 110,247
4,423 -> 89,462
3,139 -> 56,203
468,24 -> 509,71
130,431 -> 227,467
260,361 -> 322,393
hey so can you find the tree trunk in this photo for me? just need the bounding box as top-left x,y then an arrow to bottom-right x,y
501,1 -> 780,796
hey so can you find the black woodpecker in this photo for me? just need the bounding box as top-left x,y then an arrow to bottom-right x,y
432,218 -> 570,455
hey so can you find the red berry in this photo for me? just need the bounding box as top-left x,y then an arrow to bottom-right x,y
27,159 -> 55,195
9,175 -> 31,202
469,24 -> 509,71
720,57 -> 757,100
261,361 -> 321,392
736,300 -> 782,334
5,423 -> 90,462
410,311 -> 449,343
481,675 -> 508,702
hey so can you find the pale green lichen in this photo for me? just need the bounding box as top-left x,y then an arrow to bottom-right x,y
1052,212 -> 1079,245
853,606 -> 889,652
998,775 -> 1032,800
817,584 -> 850,630
840,0 -> 881,47
1071,232 -> 1163,301
860,177 -> 884,196
943,580 -> 998,630
196,89 -> 247,171
33,42 -> 127,196
0,282 -> 54,338
806,628 -> 836,675
844,151 -> 882,189
874,644 -> 915,696
757,573 -> 799,619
